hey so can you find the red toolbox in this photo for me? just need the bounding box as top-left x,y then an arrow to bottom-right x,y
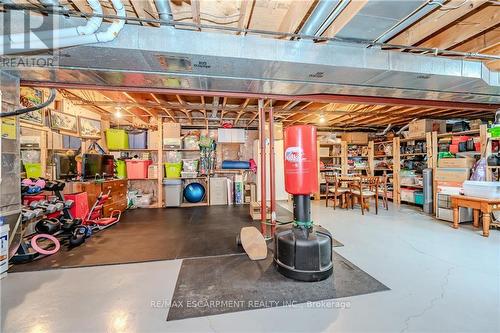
64,192 -> 89,220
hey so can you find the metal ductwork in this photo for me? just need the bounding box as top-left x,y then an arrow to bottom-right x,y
375,0 -> 445,43
300,0 -> 350,37
335,0 -> 428,41
154,0 -> 173,23
4,22 -> 499,105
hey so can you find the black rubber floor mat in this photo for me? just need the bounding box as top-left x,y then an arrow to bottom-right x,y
10,205 -> 341,272
167,250 -> 388,321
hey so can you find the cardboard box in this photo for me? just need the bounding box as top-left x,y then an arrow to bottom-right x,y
319,147 -> 330,157
408,119 -> 446,138
342,132 -> 368,144
163,122 -> 180,138
435,168 -> 470,182
438,157 -> 476,169
400,189 -> 416,203
209,177 -> 228,205
148,130 -> 159,150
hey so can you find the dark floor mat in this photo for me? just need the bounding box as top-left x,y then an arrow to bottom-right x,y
10,204 -> 341,272
167,250 -> 388,321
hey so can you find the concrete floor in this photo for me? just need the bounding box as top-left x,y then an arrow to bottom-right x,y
2,201 -> 499,333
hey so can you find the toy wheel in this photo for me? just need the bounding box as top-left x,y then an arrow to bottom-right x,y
236,234 -> 242,247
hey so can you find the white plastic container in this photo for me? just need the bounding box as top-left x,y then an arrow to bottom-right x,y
1,224 -> 9,279
463,181 -> 500,199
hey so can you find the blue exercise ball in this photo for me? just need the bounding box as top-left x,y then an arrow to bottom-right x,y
183,182 -> 206,203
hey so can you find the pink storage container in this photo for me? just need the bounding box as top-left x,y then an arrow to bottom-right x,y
126,160 -> 152,179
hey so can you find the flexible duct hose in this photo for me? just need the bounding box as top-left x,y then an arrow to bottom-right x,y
1,88 -> 56,117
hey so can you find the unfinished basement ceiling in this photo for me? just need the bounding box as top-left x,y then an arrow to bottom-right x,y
4,0 -> 500,125
55,87 -> 497,129
11,0 -> 497,69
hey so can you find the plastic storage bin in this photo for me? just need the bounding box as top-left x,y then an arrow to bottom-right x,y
163,179 -> 182,207
128,130 -> 148,149
463,181 -> 500,199
125,160 -> 152,179
165,162 -> 182,178
182,159 -> 198,172
106,129 -> 129,150
24,163 -> 42,178
414,191 -> 424,205
116,160 -> 127,179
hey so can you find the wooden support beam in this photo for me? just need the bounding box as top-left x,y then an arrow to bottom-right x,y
390,0 -> 489,46
149,93 -> 176,121
237,0 -> 253,33
453,28 -> 500,52
123,92 -> 159,118
277,0 -> 315,34
235,98 -> 251,125
220,97 -> 228,122
97,91 -> 149,126
418,5 -> 500,49
191,0 -> 201,29
246,112 -> 259,126
129,0 -> 160,27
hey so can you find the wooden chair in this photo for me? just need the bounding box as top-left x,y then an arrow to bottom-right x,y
378,174 -> 389,210
348,176 -> 379,215
325,174 -> 350,209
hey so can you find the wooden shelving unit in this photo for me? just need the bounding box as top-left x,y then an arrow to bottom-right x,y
392,133 -> 432,207
346,142 -> 370,176
317,142 -> 343,198
431,124 -> 487,214
369,139 -> 395,200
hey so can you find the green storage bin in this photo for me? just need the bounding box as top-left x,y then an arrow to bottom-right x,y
489,127 -> 500,138
165,162 -> 182,178
24,163 -> 42,178
106,128 -> 129,150
116,160 -> 127,179
414,191 -> 424,205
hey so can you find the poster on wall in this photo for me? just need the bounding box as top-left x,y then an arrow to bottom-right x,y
49,110 -> 78,133
19,87 -> 44,125
78,116 -> 102,139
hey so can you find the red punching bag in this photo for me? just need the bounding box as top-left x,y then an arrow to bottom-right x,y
283,125 -> 318,195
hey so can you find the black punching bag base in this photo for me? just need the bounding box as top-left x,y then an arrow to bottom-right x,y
274,224 -> 333,282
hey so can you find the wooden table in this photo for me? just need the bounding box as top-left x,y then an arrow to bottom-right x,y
450,195 -> 500,237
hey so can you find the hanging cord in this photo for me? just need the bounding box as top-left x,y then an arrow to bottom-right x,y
1,88 -> 57,118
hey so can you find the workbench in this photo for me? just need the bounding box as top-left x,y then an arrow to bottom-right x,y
450,195 -> 500,237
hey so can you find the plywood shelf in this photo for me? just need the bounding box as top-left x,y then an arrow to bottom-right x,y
400,184 -> 423,188
400,152 -> 427,157
180,202 -> 209,207
436,129 -> 480,138
109,148 -> 157,151
212,169 -> 249,174
163,148 -> 200,152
